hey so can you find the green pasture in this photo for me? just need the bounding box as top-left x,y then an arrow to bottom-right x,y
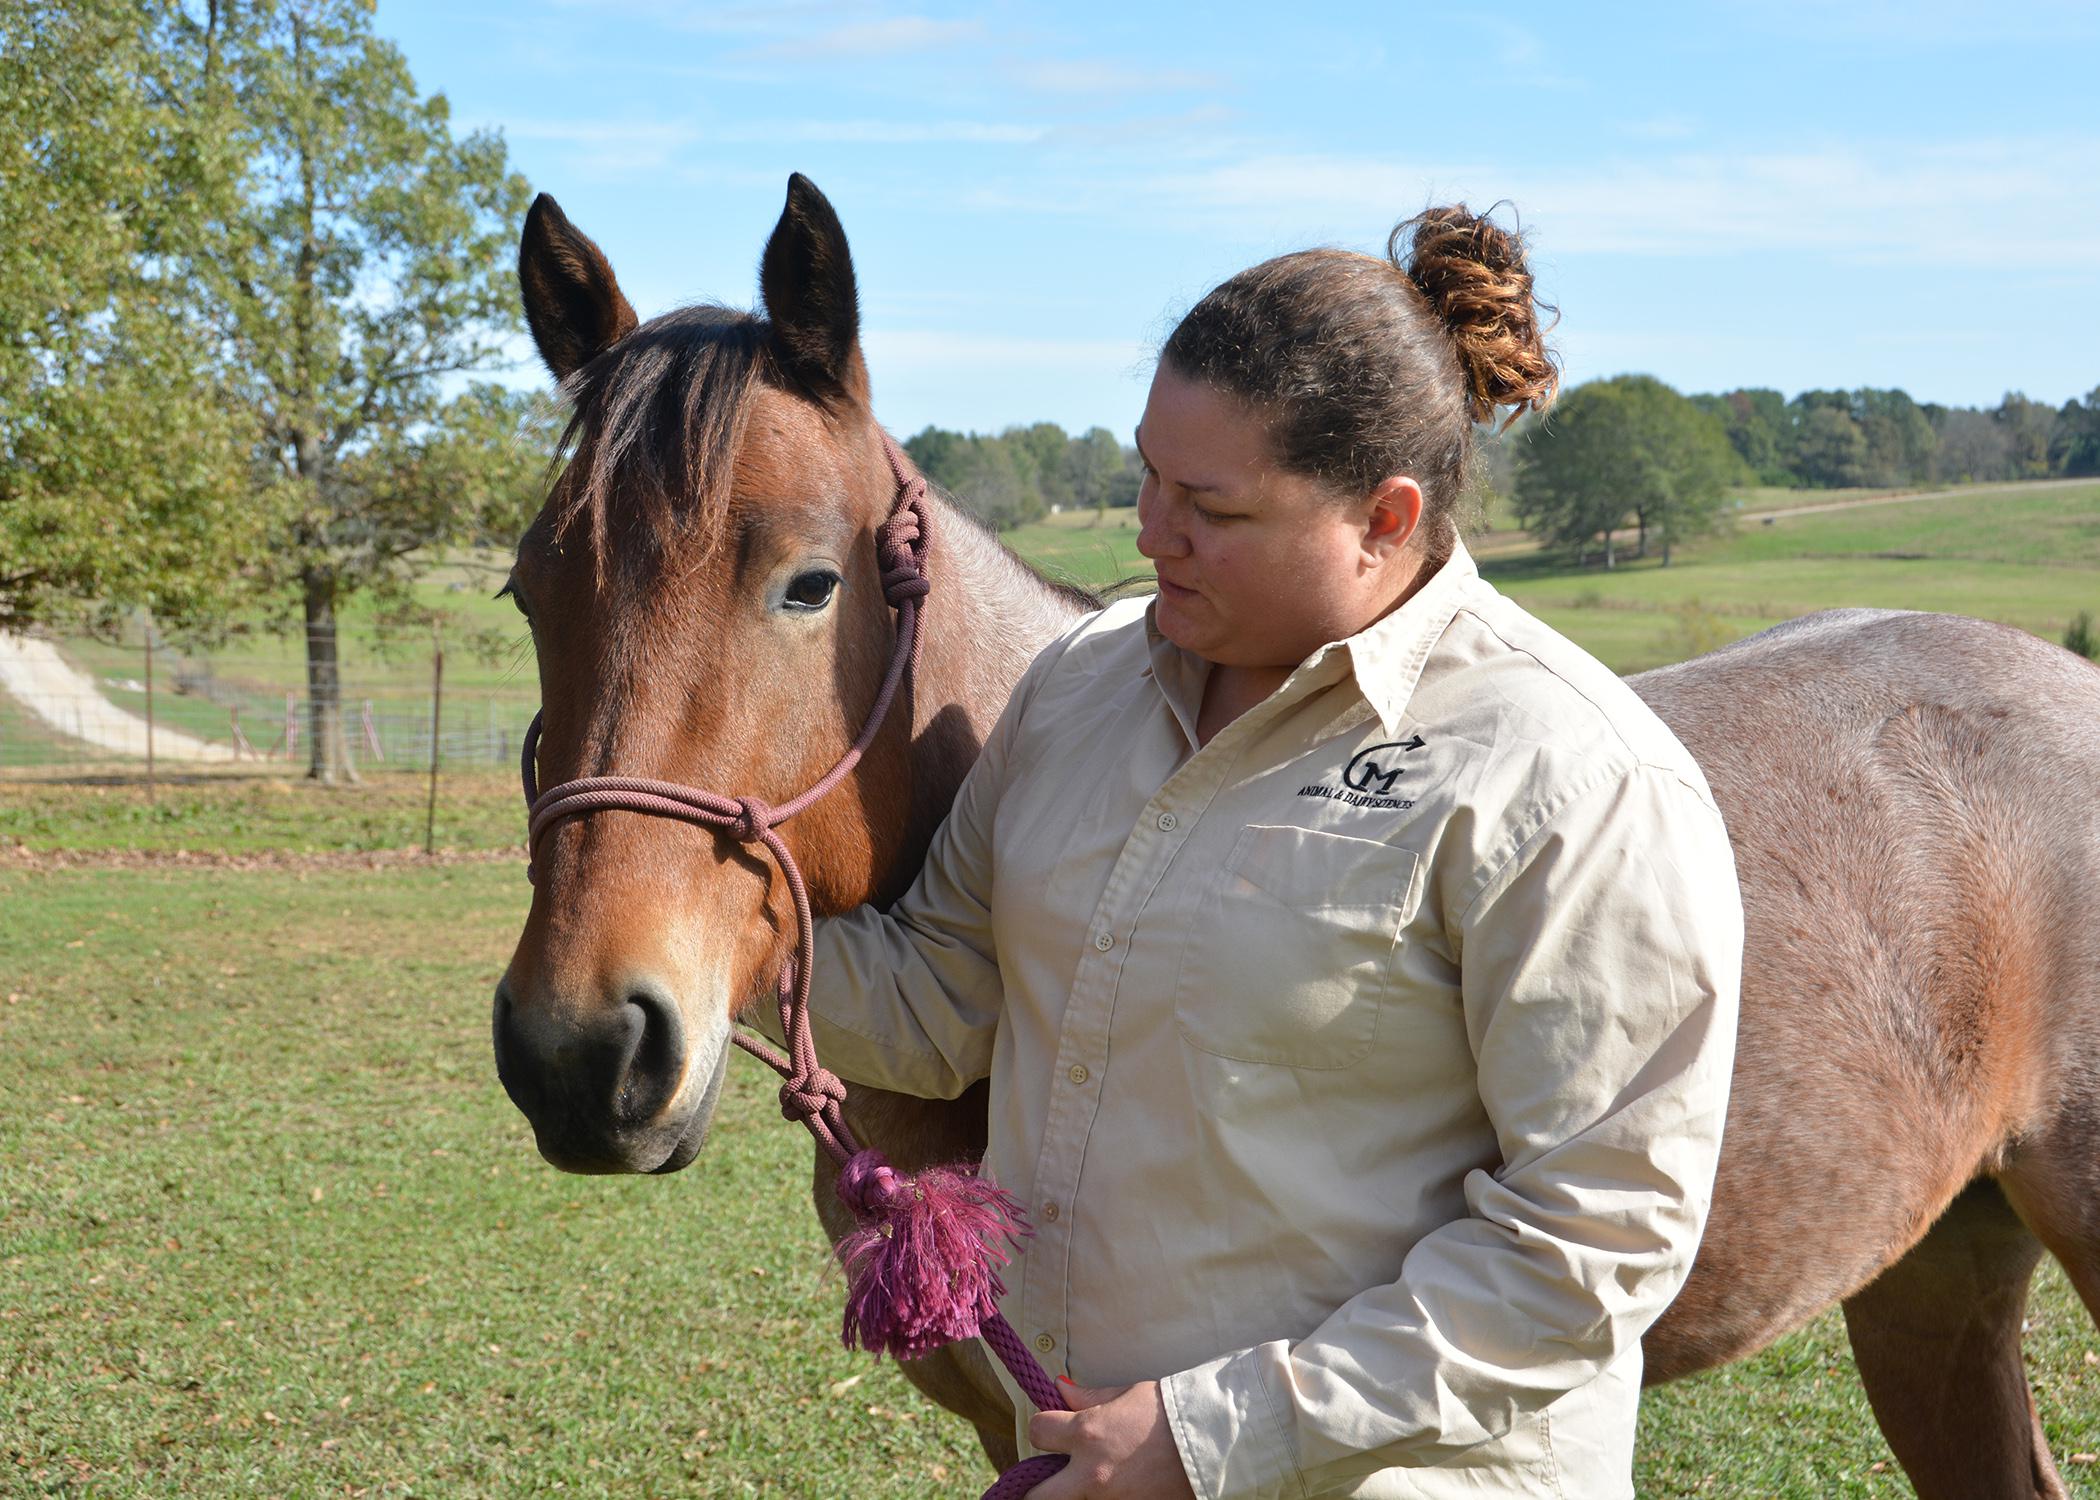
2,783 -> 2097,1496
1489,479 -> 2100,674
1007,480 -> 2100,676
1000,510 -> 1149,597
0,859 -> 981,1497
0,771 -> 524,856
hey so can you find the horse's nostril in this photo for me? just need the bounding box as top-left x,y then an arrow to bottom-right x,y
616,986 -> 686,1126
492,982 -> 527,1095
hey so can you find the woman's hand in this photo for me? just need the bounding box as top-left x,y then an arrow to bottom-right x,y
1026,1379 -> 1197,1499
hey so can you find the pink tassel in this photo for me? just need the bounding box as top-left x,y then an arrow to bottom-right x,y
833,1149 -> 1033,1360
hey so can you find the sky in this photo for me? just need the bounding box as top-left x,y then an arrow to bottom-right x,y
374,0 -> 2100,442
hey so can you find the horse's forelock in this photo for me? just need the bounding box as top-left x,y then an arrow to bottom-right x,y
551,305 -> 773,578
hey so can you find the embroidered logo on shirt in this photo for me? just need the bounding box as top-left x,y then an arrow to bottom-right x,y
1297,735 -> 1426,810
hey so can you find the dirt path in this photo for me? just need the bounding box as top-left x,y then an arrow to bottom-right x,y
0,632 -> 236,762
1473,476 -> 2096,559
1738,475 -> 2095,524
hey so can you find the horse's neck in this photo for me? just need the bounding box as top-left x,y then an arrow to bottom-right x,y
894,492 -> 1089,877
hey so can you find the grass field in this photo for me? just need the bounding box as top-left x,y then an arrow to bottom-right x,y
1009,479 -> 2100,675
2,783 -> 2097,1497
0,858 -> 983,1497
0,771 -> 525,856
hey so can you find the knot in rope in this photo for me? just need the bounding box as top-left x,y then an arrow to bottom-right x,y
834,1149 -> 913,1218
727,796 -> 774,844
877,497 -> 931,606
779,1064 -> 847,1125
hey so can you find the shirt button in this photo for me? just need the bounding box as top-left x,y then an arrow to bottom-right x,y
1093,931 -> 1114,952
1156,811 -> 1178,832
1034,1333 -> 1057,1354
1041,1201 -> 1060,1223
1068,1064 -> 1090,1085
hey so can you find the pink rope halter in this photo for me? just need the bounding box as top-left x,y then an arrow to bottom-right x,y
520,432 -> 1068,1498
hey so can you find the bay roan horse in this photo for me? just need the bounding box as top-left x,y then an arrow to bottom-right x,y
493,176 -> 2100,1499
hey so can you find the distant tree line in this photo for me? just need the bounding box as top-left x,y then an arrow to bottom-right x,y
904,423 -> 1141,531
1507,376 -> 2100,572
1687,385 -> 2100,489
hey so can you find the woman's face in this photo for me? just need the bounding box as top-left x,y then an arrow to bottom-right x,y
1134,364 -> 1422,669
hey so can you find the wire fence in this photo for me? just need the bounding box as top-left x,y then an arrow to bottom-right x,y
0,618 -> 539,780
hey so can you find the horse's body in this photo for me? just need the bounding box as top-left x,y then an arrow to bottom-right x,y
494,179 -> 2100,1498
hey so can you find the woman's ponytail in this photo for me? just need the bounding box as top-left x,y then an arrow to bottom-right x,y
1393,205 -> 1559,427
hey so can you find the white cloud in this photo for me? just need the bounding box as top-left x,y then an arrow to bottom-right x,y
715,119 -> 1047,145
865,329 -> 1154,375
1620,116 -> 1699,142
1148,138 -> 2100,266
1011,58 -> 1222,94
1718,0 -> 2100,46
494,118 -> 703,174
756,14 -> 985,57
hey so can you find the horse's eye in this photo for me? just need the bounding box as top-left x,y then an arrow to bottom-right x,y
783,569 -> 840,612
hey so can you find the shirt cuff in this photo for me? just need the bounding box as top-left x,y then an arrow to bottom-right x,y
1160,1344 -> 1308,1500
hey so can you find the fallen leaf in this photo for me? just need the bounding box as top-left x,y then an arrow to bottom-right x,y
827,1374 -> 864,1397
2070,1454 -> 2098,1465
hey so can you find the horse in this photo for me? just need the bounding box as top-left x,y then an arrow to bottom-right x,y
491,176 -> 2100,1499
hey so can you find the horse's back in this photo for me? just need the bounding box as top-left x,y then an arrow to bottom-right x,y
1628,609 -> 2100,1378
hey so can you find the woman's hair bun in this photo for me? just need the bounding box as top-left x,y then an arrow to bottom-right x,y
1391,204 -> 1559,426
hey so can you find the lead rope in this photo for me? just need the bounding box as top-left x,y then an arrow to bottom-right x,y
521,434 -> 1069,1499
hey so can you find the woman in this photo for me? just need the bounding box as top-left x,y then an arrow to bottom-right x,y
798,208 -> 1743,1498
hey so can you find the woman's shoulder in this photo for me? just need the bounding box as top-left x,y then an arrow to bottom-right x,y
1426,583 -> 1717,810
1027,594 -> 1155,685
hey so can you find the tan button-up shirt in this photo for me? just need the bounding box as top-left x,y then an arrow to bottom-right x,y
801,540 -> 1743,1498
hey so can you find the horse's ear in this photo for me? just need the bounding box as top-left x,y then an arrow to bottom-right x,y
760,174 -> 868,406
519,194 -> 639,382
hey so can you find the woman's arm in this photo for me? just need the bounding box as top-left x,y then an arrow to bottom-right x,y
1157,762 -> 1745,1498
752,619 -> 1088,1100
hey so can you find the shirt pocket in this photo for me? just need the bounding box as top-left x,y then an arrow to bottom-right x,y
1172,824 -> 1422,1070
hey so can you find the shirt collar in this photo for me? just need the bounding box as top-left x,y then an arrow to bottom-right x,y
1141,538 -> 1480,740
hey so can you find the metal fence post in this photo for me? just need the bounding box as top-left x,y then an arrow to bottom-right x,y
144,626 -> 157,802
424,632 -> 444,856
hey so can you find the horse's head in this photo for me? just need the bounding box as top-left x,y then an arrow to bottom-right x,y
493,177 -> 918,1174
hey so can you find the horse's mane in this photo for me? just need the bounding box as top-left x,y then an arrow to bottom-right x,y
552,304 -> 769,575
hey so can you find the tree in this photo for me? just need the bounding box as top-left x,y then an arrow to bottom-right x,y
0,0 -> 263,631
2050,389 -> 2100,477
1931,406 -> 2013,483
184,0 -> 533,781
1066,426 -> 1127,519
1792,405 -> 1871,488
1516,376 -> 1741,569
1693,388 -> 1794,486
1854,388 -> 1936,486
1994,393 -> 2056,480
1007,422 -> 1075,512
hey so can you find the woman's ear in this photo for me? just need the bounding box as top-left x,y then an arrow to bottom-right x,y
1362,476 -> 1425,562
518,194 -> 639,382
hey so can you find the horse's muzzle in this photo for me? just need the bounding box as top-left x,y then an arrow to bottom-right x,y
491,977 -> 718,1173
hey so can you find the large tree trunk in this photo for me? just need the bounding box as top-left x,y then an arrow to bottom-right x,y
303,565 -> 355,784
